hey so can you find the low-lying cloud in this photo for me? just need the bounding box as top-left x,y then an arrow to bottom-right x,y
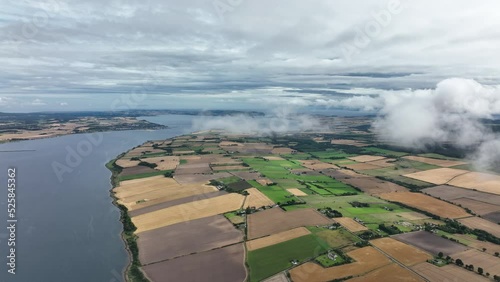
191,111 -> 326,135
371,78 -> 500,170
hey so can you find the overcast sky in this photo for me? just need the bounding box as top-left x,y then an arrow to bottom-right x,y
2,0 -> 500,112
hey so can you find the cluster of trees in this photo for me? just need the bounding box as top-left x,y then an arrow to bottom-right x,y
378,224 -> 401,235
138,161 -> 157,169
349,201 -> 369,208
358,231 -> 381,240
454,258 -> 493,278
318,207 -> 343,218
434,220 -> 500,245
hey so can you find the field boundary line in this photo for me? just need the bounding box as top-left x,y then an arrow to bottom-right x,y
141,241 -> 245,266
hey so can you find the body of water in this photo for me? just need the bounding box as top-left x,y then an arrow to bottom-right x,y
0,114 -> 194,282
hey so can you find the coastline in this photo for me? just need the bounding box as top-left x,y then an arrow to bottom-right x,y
106,154 -> 151,282
0,126 -> 167,144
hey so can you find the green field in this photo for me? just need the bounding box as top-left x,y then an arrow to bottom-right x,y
247,235 -> 329,282
218,176 -> 242,185
247,180 -> 298,204
361,147 -> 409,157
308,227 -> 361,249
309,150 -> 355,159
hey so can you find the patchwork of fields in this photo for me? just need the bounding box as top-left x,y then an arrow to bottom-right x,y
108,131 -> 499,282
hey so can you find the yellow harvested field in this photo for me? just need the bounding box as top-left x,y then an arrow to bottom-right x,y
132,193 -> 245,233
403,168 -> 469,185
287,188 -> 307,196
379,192 -> 470,219
290,247 -> 391,282
412,262 -> 490,282
370,238 -> 432,266
243,188 -> 274,208
398,212 -> 429,221
114,176 -> 177,197
366,158 -> 396,168
348,155 -> 386,163
334,217 -> 368,232
403,156 -> 466,167
448,172 -> 500,195
450,249 -> 500,278
458,217 -> 500,237
346,263 -> 424,282
113,176 -> 217,211
115,158 -> 140,168
179,155 -> 201,160
140,156 -> 179,170
246,227 -> 311,251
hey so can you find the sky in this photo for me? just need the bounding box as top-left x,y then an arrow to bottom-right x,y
1,0 -> 500,112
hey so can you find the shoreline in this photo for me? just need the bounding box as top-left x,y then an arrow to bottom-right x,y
106,154 -> 151,282
0,126 -> 168,145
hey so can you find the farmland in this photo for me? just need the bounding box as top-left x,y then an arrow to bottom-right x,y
289,247 -> 392,282
247,208 -> 332,239
369,237 -> 432,266
132,193 -> 245,233
458,217 -> 500,237
137,215 -> 243,264
451,249 -> 500,277
247,235 -> 329,282
246,227 -> 311,251
412,262 -> 490,282
378,192 -> 470,219
347,263 -> 424,282
392,231 -> 469,256
107,130 -> 500,282
334,217 -> 368,232
142,244 -> 246,282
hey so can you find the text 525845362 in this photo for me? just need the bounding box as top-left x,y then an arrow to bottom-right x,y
7,168 -> 17,275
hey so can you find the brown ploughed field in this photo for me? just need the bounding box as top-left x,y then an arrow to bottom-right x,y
142,244 -> 246,282
379,192 -> 470,219
392,231 -> 469,256
247,208 -> 331,239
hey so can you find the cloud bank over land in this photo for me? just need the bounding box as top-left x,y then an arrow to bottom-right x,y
371,78 -> 500,170
191,112 -> 326,136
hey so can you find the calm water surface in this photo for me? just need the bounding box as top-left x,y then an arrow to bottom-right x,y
0,114 -> 194,282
